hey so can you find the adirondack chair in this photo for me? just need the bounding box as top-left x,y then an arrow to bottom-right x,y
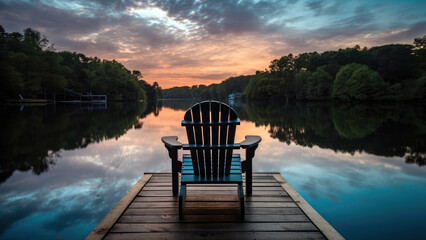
162,101 -> 261,220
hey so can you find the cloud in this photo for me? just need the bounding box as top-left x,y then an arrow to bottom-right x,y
306,0 -> 340,16
1,0 -> 426,88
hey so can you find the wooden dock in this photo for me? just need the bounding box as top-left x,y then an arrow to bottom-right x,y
86,172 -> 343,240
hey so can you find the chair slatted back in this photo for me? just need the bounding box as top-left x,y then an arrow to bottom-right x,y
183,101 -> 240,178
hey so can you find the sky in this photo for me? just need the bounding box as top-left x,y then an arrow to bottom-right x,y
1,0 -> 425,88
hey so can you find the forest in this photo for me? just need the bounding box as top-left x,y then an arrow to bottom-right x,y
163,36 -> 426,102
0,26 -> 161,101
162,75 -> 251,99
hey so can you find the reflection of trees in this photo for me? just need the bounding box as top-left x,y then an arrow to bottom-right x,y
160,99 -> 197,111
405,143 -> 426,166
332,105 -> 387,139
0,102 -> 152,183
243,101 -> 426,167
136,99 -> 426,167
160,99 -> 246,115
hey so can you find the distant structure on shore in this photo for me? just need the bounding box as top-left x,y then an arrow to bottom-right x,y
228,92 -> 243,100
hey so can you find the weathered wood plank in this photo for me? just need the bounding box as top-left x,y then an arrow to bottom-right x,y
142,172 -> 281,176
92,172 -> 339,240
133,196 -> 293,202
244,190 -> 288,196
128,201 -> 297,208
185,194 -> 239,202
118,214 -> 310,223
274,174 -> 343,240
138,191 -> 173,197
143,186 -> 286,191
145,172 -> 281,177
127,201 -> 298,208
249,179 -> 278,183
245,202 -> 297,208
129,201 -> 296,209
133,196 -> 178,202
245,196 -> 294,202
144,182 -> 281,187
110,222 -> 318,233
129,201 -> 242,209
123,207 -> 304,215
85,174 -> 152,240
129,202 -> 179,208
104,231 -> 325,240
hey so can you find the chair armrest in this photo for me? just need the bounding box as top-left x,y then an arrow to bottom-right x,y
240,135 -> 261,196
240,135 -> 262,148
161,136 -> 182,196
161,136 -> 183,149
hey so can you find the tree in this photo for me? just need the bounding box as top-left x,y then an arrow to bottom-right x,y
414,36 -> 426,49
333,64 -> 389,101
307,66 -> 333,100
0,26 -> 158,101
414,36 -> 426,74
293,70 -> 311,100
132,70 -> 143,80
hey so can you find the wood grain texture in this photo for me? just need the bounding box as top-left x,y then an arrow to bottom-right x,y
89,173 -> 341,240
105,232 -> 325,240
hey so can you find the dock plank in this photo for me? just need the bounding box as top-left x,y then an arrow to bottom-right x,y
104,232 -> 325,240
88,172 -> 342,240
110,222 -> 318,232
118,214 -> 310,223
123,207 -> 304,215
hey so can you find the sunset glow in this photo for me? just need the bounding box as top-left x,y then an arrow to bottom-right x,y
1,0 -> 425,88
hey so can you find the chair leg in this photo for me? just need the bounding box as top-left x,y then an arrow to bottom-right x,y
179,185 -> 186,220
246,169 -> 252,196
239,183 -> 245,220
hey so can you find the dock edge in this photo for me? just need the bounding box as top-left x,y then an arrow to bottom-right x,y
273,174 -> 345,240
85,174 -> 152,240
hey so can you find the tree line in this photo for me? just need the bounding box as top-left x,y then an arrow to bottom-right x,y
163,37 -> 426,102
0,26 -> 161,101
162,75 -> 251,99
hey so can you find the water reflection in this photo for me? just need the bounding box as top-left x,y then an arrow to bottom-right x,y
0,100 -> 425,240
158,100 -> 426,239
0,102 -> 155,184
162,100 -> 426,167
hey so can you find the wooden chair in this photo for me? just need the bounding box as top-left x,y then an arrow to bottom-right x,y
162,100 -> 261,220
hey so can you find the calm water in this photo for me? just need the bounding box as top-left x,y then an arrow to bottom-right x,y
0,100 -> 425,239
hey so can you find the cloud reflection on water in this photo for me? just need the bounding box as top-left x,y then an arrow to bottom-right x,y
0,102 -> 425,239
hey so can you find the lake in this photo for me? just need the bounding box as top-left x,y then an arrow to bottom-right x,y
0,100 -> 425,239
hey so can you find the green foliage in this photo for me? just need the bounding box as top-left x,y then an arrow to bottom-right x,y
0,26 -> 158,102
0,64 -> 23,100
244,41 -> 425,102
414,36 -> 426,74
333,64 -> 389,101
367,44 -> 417,84
293,70 -> 311,100
245,73 -> 286,100
162,75 -> 252,100
162,86 -> 193,98
307,66 -> 333,100
409,75 -> 426,100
